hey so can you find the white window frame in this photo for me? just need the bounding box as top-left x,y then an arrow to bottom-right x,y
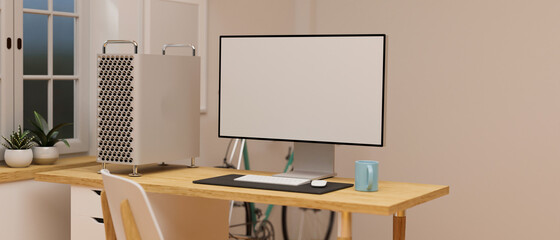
10,0 -> 90,155
0,0 -> 15,159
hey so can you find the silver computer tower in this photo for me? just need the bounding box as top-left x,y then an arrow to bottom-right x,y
96,41 -> 200,176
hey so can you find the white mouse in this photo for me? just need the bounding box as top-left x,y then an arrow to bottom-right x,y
311,180 -> 327,188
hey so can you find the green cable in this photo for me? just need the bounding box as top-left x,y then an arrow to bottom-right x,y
243,142 -> 251,170
283,150 -> 294,173
249,201 -> 257,229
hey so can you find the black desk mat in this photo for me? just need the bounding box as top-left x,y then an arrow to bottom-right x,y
193,174 -> 353,194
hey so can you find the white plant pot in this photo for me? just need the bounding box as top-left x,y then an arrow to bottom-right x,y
32,147 -> 59,165
4,149 -> 33,168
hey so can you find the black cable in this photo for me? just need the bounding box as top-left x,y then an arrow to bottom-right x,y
244,202 -> 253,237
324,211 -> 335,240
281,206 -> 289,240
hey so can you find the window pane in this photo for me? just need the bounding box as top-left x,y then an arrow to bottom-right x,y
54,0 -> 75,13
24,14 -> 48,75
23,0 -> 48,10
53,16 -> 74,75
53,80 -> 74,138
23,80 -> 48,132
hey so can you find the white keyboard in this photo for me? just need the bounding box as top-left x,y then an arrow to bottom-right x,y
234,175 -> 310,186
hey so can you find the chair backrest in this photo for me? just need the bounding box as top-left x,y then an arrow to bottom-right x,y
101,169 -> 164,240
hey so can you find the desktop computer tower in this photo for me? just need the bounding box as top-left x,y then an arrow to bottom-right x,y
96,53 -> 200,175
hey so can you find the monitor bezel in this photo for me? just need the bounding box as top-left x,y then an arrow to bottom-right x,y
218,34 -> 386,147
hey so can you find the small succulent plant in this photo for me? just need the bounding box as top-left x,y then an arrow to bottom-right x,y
1,126 -> 35,150
29,111 -> 71,147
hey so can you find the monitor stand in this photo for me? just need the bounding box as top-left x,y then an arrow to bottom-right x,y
274,142 -> 336,180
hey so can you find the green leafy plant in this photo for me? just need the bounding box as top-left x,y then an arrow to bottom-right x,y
29,111 -> 71,147
1,125 -> 35,150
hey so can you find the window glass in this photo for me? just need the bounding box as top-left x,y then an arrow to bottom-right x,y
54,0 -> 75,13
53,80 -> 74,138
23,80 -> 48,131
23,0 -> 48,10
53,16 -> 74,75
23,13 -> 48,75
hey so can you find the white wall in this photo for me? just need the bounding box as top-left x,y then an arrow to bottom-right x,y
144,0 -> 198,55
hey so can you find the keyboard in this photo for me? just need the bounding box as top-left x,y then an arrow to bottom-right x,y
234,175 -> 311,186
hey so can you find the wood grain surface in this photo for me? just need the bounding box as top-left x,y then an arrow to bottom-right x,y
35,162 -> 449,215
393,215 -> 406,240
101,191 -> 117,240
120,199 -> 142,240
0,156 -> 97,183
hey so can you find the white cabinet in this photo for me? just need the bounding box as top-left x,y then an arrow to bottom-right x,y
71,214 -> 106,240
71,186 -> 104,217
0,180 -> 71,240
71,186 -> 105,240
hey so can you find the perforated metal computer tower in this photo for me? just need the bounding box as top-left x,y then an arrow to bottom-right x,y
96,40 -> 200,176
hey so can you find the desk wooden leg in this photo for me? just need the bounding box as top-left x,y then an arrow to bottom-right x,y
337,211 -> 352,240
393,211 -> 406,240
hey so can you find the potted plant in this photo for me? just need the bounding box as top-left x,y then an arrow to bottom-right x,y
29,111 -> 71,165
2,126 -> 35,168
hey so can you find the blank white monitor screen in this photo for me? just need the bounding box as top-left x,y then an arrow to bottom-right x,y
219,35 -> 385,146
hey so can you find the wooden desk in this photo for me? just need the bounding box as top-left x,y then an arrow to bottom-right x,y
0,155 -> 97,183
35,163 -> 449,240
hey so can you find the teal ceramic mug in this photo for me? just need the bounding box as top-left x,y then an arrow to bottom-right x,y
355,160 -> 378,192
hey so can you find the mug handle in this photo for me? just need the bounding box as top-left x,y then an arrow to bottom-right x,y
367,165 -> 373,190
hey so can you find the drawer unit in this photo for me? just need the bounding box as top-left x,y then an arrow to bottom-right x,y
71,186 -> 105,239
71,214 -> 106,240
71,185 -> 103,218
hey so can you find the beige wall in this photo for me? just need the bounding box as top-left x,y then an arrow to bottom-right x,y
316,0 -> 560,239
205,0 -> 560,239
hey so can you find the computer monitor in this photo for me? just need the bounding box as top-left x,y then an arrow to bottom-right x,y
219,34 -> 385,179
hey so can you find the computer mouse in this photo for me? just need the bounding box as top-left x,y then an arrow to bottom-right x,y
311,180 -> 327,188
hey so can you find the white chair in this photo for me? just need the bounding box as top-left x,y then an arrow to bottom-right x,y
100,169 -> 165,240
